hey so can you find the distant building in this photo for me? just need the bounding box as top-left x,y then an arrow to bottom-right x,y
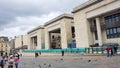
14,35 -> 28,51
9,39 -> 15,54
0,37 -> 9,56
9,39 -> 15,49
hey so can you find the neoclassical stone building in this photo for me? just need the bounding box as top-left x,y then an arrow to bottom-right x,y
72,0 -> 120,47
21,0 -> 120,51
27,26 -> 45,50
44,13 -> 75,49
0,37 -> 9,56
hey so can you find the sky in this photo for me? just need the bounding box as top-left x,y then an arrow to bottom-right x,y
0,0 -> 88,39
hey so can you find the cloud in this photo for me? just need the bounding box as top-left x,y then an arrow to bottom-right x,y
0,0 -> 88,38
0,12 -> 62,37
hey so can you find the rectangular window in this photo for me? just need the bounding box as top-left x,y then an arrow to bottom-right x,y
105,17 -> 109,23
106,28 -> 120,39
106,29 -> 109,35
112,15 -> 116,22
108,16 -> 112,23
110,29 -> 113,34
113,28 -> 117,34
117,28 -> 120,33
105,13 -> 120,39
115,14 -> 119,21
118,13 -> 120,20
105,13 -> 120,23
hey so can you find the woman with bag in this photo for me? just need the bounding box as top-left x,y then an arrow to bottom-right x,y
14,54 -> 19,68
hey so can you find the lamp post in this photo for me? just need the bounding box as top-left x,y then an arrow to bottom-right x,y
21,35 -> 23,51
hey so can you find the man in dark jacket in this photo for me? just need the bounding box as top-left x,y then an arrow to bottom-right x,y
0,57 -> 5,68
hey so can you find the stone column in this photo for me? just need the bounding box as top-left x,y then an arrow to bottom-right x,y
45,28 -> 50,49
27,36 -> 31,50
32,38 -> 35,49
96,17 -> 102,46
61,19 -> 72,48
37,35 -> 41,49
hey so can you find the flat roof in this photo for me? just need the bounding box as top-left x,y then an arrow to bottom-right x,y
72,0 -> 103,13
44,13 -> 73,26
27,25 -> 44,34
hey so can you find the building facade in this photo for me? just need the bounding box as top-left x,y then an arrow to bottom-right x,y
18,0 -> 120,51
72,0 -> 120,47
27,26 -> 45,50
14,35 -> 28,50
0,37 -> 9,56
44,13 -> 75,49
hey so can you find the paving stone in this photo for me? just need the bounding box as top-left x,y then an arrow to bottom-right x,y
3,55 -> 120,68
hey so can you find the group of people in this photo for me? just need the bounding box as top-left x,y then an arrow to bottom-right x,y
0,53 -> 20,68
106,46 -> 118,57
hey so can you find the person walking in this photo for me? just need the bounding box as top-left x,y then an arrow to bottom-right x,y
111,47 -> 114,56
16,53 -> 20,60
0,57 -> 5,68
106,46 -> 111,57
114,46 -> 118,54
61,50 -> 64,56
7,55 -> 14,68
14,54 -> 19,68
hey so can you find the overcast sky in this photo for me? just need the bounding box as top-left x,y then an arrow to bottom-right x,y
0,0 -> 88,38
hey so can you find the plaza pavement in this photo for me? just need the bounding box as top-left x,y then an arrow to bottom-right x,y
4,55 -> 120,68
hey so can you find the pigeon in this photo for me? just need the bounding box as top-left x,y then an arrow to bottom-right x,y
88,60 -> 91,62
48,64 -> 51,67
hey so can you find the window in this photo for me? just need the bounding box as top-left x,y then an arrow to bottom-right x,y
113,28 -> 117,34
117,28 -> 120,33
105,17 -> 109,23
118,13 -> 120,20
105,12 -> 120,23
105,12 -> 120,39
110,29 -> 113,34
5,48 -> 7,51
112,15 -> 116,22
106,28 -> 120,39
106,29 -> 109,35
108,16 -> 112,23
115,14 -> 119,21
52,36 -> 54,39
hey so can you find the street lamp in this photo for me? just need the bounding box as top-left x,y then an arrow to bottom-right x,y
21,35 -> 23,50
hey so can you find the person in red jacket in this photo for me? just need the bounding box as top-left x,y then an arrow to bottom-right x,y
106,46 -> 111,57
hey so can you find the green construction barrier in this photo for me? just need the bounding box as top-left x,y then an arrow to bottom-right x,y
22,48 -> 86,53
